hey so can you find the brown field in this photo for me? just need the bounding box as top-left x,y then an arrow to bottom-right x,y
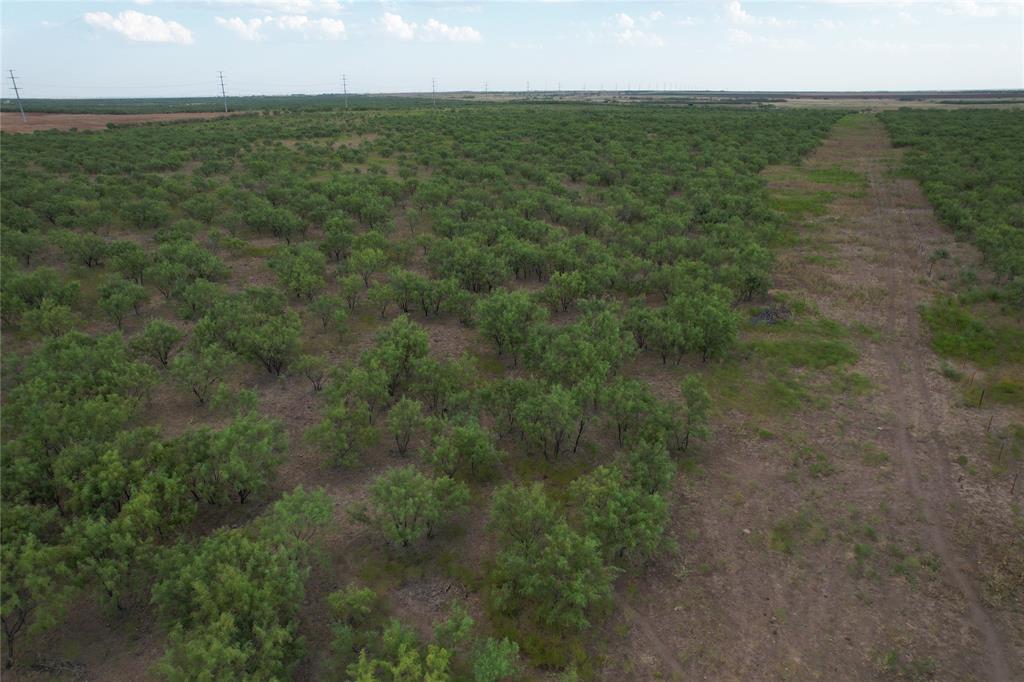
0,111 -> 236,134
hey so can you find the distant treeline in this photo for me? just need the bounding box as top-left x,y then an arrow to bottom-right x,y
0,94 -> 441,114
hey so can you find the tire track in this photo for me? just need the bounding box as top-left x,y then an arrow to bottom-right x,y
617,596 -> 686,681
866,119 -> 1012,681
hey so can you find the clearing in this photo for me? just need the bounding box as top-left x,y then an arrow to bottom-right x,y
0,111 -> 235,133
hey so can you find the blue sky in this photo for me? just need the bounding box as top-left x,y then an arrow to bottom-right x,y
1,1 -> 1021,97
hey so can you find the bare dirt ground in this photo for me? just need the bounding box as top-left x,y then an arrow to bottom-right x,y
0,112 -> 235,133
596,114 -> 1021,680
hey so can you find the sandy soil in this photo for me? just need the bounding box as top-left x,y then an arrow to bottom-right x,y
0,112 -> 236,134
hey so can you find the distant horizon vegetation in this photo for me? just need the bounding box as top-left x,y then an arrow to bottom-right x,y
3,89 -> 1023,116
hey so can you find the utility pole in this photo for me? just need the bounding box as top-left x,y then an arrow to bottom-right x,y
484,82 -> 488,94
431,77 -> 437,107
8,70 -> 26,122
342,73 -> 348,109
218,71 -> 228,113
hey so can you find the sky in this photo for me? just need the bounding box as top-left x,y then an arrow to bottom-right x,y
1,1 -> 1021,98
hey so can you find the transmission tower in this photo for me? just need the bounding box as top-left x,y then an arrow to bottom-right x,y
8,70 -> 26,122
218,71 -> 228,113
432,77 -> 437,107
342,73 -> 349,109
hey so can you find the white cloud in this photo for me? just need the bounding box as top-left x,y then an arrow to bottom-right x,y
725,1 -> 795,27
817,18 -> 843,29
729,27 -> 807,49
938,0 -> 1019,17
422,18 -> 481,42
380,13 -> 481,42
203,0 -> 341,14
726,0 -> 755,24
216,13 -> 345,40
609,12 -> 664,46
728,27 -> 754,43
382,12 -> 416,40
311,16 -> 345,38
675,16 -> 702,26
616,28 -> 664,46
215,16 -> 265,40
84,10 -> 194,44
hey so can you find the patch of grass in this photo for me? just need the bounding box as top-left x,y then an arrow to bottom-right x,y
987,425 -> 1024,471
849,542 -> 877,579
920,298 -> 1024,366
887,544 -> 941,585
982,525 -> 1024,609
490,615 -> 591,672
832,371 -> 873,395
775,295 -> 818,317
678,454 -> 706,478
356,555 -> 419,595
470,350 -> 506,378
803,165 -> 867,188
802,253 -> 839,267
764,373 -> 815,412
965,379 -> 1024,407
861,443 -> 890,467
707,362 -> 813,416
850,321 -> 882,342
348,308 -> 383,334
512,458 -> 589,498
769,190 -> 834,217
939,361 -> 962,381
876,648 -> 938,681
769,507 -> 829,555
217,234 -> 257,255
752,338 -> 858,370
790,446 -> 836,478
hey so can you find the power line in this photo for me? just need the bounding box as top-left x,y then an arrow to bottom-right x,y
8,70 -> 26,122
19,82 -> 213,90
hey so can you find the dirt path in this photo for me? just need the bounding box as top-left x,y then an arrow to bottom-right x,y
772,112 -> 1018,679
598,113 -> 1020,681
868,129 -> 1013,680
617,596 -> 686,680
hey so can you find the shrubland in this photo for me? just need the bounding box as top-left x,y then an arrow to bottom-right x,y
0,102 -> 844,676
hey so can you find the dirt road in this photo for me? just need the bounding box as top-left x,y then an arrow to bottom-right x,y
866,119 -> 1013,680
599,114 -> 1020,680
